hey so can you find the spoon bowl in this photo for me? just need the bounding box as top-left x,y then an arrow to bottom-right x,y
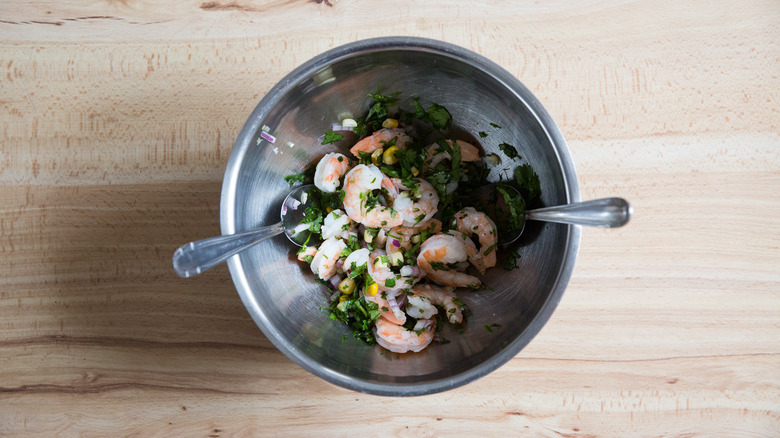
480,184 -> 631,245
172,184 -> 316,278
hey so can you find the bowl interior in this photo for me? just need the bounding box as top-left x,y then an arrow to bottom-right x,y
221,39 -> 579,395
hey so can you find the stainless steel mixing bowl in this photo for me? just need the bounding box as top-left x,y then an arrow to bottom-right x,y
220,37 -> 581,396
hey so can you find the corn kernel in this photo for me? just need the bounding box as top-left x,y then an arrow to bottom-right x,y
371,148 -> 383,165
338,277 -> 356,295
410,166 -> 419,177
326,206 -> 334,213
382,118 -> 399,129
382,146 -> 400,165
367,283 -> 379,296
339,295 -> 348,303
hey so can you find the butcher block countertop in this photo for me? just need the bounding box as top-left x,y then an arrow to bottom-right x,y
2,0 -> 778,436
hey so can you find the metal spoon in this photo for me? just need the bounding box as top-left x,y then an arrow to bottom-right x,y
484,184 -> 632,245
172,184 -> 317,278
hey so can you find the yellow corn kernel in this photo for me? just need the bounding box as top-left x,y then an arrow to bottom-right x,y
326,206 -> 334,213
366,283 -> 379,296
410,166 -> 420,177
371,148 -> 383,165
382,118 -> 399,129
382,146 -> 400,165
339,295 -> 348,303
338,277 -> 356,295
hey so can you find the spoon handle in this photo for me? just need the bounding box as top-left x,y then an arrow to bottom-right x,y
526,197 -> 632,228
172,221 -> 285,278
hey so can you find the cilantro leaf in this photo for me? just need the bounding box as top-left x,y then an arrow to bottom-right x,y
514,164 -> 541,200
498,142 -> 519,160
322,130 -> 343,145
283,171 -> 307,186
428,104 -> 452,130
479,131 -> 488,138
490,122 -> 502,129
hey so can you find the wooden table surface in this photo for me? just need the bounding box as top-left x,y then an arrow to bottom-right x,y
2,0 -> 779,436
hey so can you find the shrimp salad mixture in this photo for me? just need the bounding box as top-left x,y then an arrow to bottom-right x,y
284,92 -> 540,353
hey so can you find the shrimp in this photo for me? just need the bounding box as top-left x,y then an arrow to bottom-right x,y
368,250 -> 422,292
342,248 -> 370,274
350,128 -> 412,158
374,317 -> 435,353
417,233 -> 481,288
310,237 -> 346,280
385,218 -> 442,254
390,178 -> 439,227
425,139 -> 481,168
321,209 -> 353,240
407,284 -> 465,324
365,292 -> 406,325
342,164 -> 403,228
297,246 -> 317,263
454,207 -> 498,274
313,152 -> 350,193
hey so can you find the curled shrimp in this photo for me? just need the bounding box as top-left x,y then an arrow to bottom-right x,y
390,178 -> 439,227
425,139 -> 481,168
297,246 -> 317,263
350,128 -> 411,158
365,292 -> 406,325
342,164 -> 403,228
309,237 -> 346,280
417,233 -> 481,288
374,317 -> 435,353
407,284 -> 465,324
313,152 -> 350,193
454,207 -> 498,274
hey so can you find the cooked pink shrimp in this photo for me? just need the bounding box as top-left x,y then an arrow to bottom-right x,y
342,164 -> 403,228
374,317 -> 435,353
390,178 -> 439,227
385,218 -> 442,254
321,209 -> 353,240
407,284 -> 465,324
417,234 -> 481,288
310,237 -> 346,280
425,139 -> 481,168
313,152 -> 350,193
349,128 -> 411,158
454,207 -> 498,274
296,246 -> 317,262
365,292 -> 406,325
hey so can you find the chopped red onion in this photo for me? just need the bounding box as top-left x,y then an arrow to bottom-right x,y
336,259 -> 343,268
281,205 -> 287,216
289,198 -> 301,210
328,274 -> 343,290
330,122 -> 354,132
391,238 -> 400,248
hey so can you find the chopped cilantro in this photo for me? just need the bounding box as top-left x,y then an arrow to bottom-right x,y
283,168 -> 312,186
514,164 -> 541,200
322,130 -> 343,145
498,142 -> 519,160
326,295 -> 381,344
503,249 -> 521,270
429,261 -> 448,271
428,103 -> 452,130
490,122 -> 502,129
478,131 -> 488,138
385,277 -> 396,287
484,323 -> 501,333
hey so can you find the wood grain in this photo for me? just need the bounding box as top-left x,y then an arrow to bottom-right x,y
1,0 -> 779,436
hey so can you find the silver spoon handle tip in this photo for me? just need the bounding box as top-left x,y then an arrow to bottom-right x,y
525,197 -> 632,228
